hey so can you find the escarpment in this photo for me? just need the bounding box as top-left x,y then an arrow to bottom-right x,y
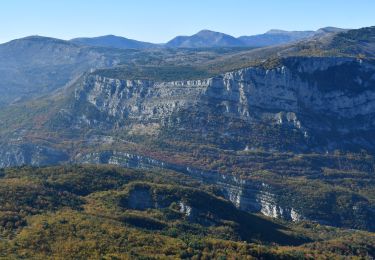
72,56 -> 375,152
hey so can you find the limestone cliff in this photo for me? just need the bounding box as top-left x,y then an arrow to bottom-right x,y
73,56 -> 375,152
75,150 -> 374,231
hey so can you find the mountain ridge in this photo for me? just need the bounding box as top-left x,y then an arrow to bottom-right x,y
166,29 -> 245,48
71,34 -> 159,49
0,26 -> 350,50
10,26 -> 345,49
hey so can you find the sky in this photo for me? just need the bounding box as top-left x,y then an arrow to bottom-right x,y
0,0 -> 374,44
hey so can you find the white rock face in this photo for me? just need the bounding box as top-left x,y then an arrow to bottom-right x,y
290,208 -> 302,222
76,57 -> 372,152
76,150 -> 309,223
76,57 -> 375,132
256,190 -> 302,222
226,185 -> 243,208
215,175 -> 304,222
179,201 -> 192,217
203,58 -> 375,119
77,75 -> 209,121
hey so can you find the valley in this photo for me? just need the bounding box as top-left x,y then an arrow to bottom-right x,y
0,24 -> 374,258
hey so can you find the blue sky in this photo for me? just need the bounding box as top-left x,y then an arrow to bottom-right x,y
1,0 -> 374,43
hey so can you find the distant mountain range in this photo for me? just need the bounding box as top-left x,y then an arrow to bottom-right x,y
238,29 -> 316,47
71,35 -> 158,49
0,36 -> 123,106
165,29 -> 244,48
67,27 -> 347,49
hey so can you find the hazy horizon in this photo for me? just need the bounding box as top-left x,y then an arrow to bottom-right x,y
1,0 -> 374,44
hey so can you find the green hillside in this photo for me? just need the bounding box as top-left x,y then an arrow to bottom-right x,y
0,165 -> 373,259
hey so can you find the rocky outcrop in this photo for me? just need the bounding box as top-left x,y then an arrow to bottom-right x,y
75,75 -> 209,122
0,143 -> 68,167
178,201 -> 193,217
76,151 -> 295,217
77,57 -> 375,120
74,57 -> 375,152
76,150 -> 374,229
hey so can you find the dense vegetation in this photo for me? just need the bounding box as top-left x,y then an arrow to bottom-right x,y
330,26 -> 375,56
0,165 -> 373,259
